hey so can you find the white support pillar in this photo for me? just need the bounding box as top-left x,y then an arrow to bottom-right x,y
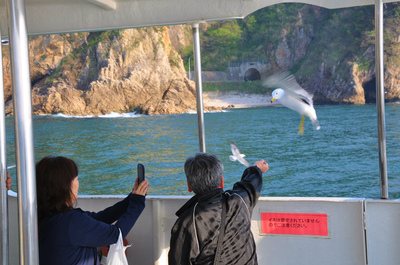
0,34 -> 9,265
375,0 -> 388,199
152,200 -> 167,265
6,0 -> 39,263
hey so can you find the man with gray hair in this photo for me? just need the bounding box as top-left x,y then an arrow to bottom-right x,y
169,152 -> 269,265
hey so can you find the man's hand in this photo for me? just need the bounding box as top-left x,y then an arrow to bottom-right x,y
6,172 -> 12,190
254,159 -> 269,173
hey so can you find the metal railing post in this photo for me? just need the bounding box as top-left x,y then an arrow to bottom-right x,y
192,23 -> 206,152
0,31 -> 9,265
6,0 -> 39,263
375,0 -> 388,199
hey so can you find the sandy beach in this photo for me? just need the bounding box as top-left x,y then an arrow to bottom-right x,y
203,91 -> 273,108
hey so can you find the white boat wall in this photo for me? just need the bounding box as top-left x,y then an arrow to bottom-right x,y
0,0 -> 398,264
7,191 -> 400,265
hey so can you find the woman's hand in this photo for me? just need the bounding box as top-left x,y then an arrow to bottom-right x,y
254,159 -> 269,173
132,178 -> 150,196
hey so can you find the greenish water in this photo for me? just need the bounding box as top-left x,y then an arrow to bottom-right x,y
5,104 -> 400,198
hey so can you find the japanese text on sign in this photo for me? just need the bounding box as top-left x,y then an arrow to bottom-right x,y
261,213 -> 328,236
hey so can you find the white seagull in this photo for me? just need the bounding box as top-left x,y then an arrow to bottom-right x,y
264,72 -> 320,134
230,141 -> 250,167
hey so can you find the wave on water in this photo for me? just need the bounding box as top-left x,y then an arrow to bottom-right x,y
38,113 -> 94,118
40,111 -> 143,119
186,109 -> 229,114
98,112 -> 141,118
39,109 -> 228,118
186,109 -> 197,114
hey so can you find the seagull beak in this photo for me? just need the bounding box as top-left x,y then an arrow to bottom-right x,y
271,97 -> 276,104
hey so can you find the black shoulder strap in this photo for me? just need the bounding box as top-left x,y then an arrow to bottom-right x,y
213,194 -> 227,265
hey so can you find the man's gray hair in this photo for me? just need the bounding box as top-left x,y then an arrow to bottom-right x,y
184,152 -> 224,195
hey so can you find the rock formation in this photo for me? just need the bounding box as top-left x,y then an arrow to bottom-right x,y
3,26 -> 218,117
270,5 -> 400,104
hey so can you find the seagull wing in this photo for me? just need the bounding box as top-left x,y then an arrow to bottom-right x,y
264,72 -> 313,106
230,141 -> 250,167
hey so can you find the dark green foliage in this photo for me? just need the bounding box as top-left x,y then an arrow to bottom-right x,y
382,3 -> 400,68
180,3 -> 400,83
201,21 -> 243,71
169,52 -> 180,68
182,3 -> 309,71
294,6 -> 374,81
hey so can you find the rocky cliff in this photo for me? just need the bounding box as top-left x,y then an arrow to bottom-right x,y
195,4 -> 400,105
258,5 -> 400,104
3,26 -> 217,117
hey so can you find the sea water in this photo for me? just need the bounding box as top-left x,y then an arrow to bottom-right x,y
5,104 -> 400,199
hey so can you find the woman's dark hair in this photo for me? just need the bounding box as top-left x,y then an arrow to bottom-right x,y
36,156 -> 79,227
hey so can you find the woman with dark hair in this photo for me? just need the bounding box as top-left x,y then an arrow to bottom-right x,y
36,156 -> 149,265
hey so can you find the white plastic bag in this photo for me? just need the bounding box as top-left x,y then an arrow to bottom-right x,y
106,229 -> 131,265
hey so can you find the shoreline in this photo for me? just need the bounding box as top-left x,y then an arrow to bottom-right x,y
203,91 -> 273,108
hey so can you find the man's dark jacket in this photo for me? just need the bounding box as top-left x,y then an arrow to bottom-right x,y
168,166 -> 263,265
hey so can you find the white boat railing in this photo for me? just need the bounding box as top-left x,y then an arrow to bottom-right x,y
7,192 -> 400,265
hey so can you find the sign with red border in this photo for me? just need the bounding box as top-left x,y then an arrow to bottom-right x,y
261,213 -> 328,236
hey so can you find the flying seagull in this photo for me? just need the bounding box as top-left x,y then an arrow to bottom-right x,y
264,72 -> 320,134
230,141 -> 250,167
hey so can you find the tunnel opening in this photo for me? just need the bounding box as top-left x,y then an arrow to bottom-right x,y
244,68 -> 261,81
363,78 -> 376,104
